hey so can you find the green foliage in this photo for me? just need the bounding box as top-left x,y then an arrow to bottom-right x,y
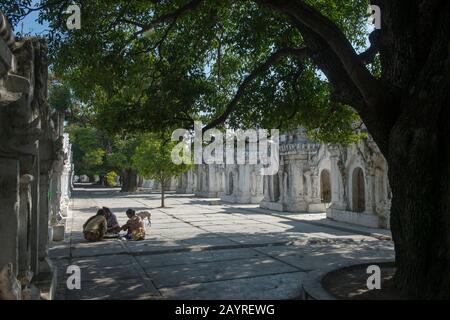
48,82 -> 72,112
106,171 -> 119,187
3,0 -> 374,144
106,134 -> 140,171
67,123 -> 143,178
66,124 -> 107,176
84,148 -> 105,167
133,133 -> 191,184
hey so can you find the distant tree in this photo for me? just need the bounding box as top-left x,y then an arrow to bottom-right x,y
107,135 -> 140,192
48,78 -> 93,125
48,82 -> 72,112
133,134 -> 191,207
67,124 -> 142,190
66,124 -> 107,180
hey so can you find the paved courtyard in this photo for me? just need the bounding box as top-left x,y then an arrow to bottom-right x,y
50,186 -> 394,300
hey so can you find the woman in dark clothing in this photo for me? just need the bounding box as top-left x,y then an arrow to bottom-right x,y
102,207 -> 121,234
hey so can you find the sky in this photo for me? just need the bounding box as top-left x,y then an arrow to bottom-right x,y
15,2 -> 49,36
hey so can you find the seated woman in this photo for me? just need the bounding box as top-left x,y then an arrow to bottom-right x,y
83,209 -> 107,242
121,209 -> 146,241
102,207 -> 121,234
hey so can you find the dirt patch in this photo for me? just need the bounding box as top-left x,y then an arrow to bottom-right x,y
321,262 -> 411,300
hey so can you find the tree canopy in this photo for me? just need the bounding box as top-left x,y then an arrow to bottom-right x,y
2,0 -> 372,143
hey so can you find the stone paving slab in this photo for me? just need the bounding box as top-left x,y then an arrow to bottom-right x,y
162,231 -> 226,238
253,242 -> 395,271
124,241 -> 188,254
151,222 -> 194,229
65,278 -> 160,300
159,271 -> 306,300
143,256 -> 300,288
75,265 -> 139,282
48,243 -> 71,259
178,236 -> 240,247
223,234 -> 297,245
71,254 -> 135,268
71,241 -> 126,257
188,219 -> 248,226
135,248 -> 263,268
236,205 -> 392,238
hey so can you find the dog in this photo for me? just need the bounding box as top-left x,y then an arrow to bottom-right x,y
137,211 -> 152,227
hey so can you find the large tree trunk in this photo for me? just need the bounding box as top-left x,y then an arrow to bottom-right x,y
98,175 -> 106,187
388,76 -> 450,298
137,175 -> 144,188
385,2 -> 450,297
121,169 -> 138,192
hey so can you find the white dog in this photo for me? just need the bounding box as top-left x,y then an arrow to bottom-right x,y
136,211 -> 152,227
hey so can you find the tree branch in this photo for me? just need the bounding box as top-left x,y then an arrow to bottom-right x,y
118,0 -> 203,54
136,0 -> 203,36
118,18 -> 146,29
359,30 -> 381,64
258,0 -> 387,108
203,47 -> 308,132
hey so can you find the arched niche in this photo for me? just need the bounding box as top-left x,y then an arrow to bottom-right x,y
352,167 -> 365,213
227,171 -> 234,195
320,169 -> 331,203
